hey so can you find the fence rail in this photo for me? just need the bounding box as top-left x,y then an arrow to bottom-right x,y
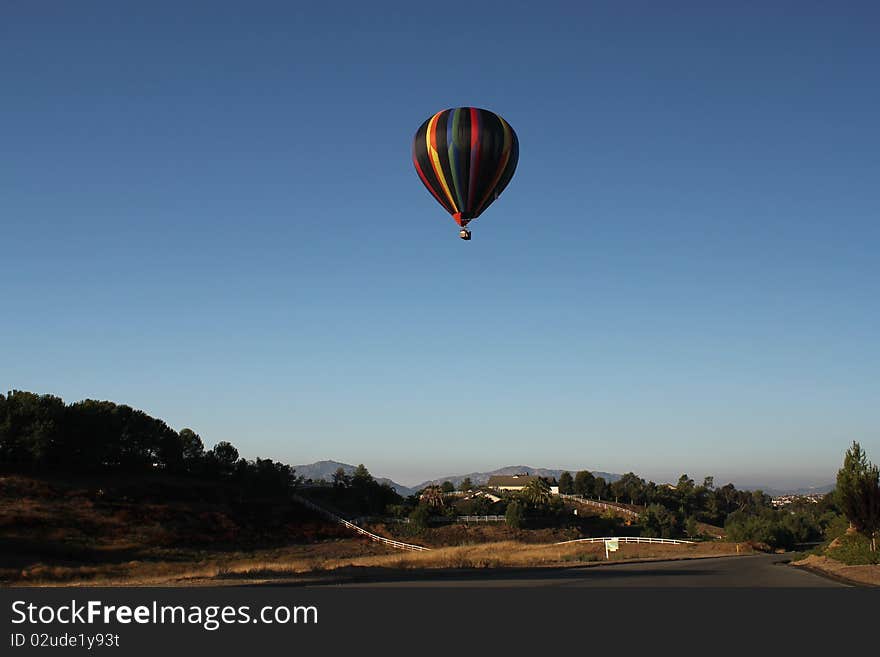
554,536 -> 694,546
559,494 -> 642,518
353,514 -> 507,525
456,514 -> 506,523
292,493 -> 430,552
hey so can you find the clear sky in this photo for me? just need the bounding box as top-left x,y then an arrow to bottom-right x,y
2,2 -> 878,489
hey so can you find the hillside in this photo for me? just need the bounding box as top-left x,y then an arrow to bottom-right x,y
0,472 -> 366,584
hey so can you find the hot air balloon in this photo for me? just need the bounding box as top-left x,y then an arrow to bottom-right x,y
412,107 -> 519,240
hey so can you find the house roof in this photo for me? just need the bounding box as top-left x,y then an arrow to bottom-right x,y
487,474 -> 539,487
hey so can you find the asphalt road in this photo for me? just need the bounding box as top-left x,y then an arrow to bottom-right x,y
300,554 -> 848,588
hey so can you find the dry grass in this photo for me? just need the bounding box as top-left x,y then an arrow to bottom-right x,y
791,554 -> 880,587
0,474 -> 751,588
7,538 -> 398,587
8,540 -> 752,587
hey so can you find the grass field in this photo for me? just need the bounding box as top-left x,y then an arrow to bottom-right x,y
6,538 -> 754,587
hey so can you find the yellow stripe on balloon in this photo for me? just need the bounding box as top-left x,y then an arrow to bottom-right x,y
426,112 -> 459,213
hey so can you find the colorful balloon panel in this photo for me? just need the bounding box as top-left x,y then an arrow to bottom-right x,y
412,107 -> 519,227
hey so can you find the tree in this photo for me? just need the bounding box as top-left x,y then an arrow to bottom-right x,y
616,472 -> 646,505
521,478 -> 552,506
420,485 -> 445,509
593,476 -> 608,500
558,471 -> 574,495
574,470 -> 595,497
641,504 -> 682,539
685,516 -> 701,539
332,467 -> 351,488
458,477 -> 473,492
0,391 -> 65,466
179,428 -> 204,462
836,441 -> 880,552
505,500 -> 525,528
676,474 -> 697,514
610,478 -> 626,503
409,504 -> 432,531
211,441 -> 239,467
440,480 -> 455,494
351,464 -> 374,488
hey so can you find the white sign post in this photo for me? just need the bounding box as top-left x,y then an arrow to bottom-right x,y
604,537 -> 620,560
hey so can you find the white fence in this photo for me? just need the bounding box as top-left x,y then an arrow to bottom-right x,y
559,494 -> 642,518
353,514 -> 507,525
292,493 -> 430,552
456,515 -> 506,523
554,536 -> 694,546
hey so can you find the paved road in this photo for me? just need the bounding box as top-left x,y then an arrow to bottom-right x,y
300,554 -> 847,588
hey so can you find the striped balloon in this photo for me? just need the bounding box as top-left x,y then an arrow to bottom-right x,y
412,107 -> 519,228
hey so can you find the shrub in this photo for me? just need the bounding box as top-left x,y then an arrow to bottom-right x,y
827,533 -> 879,565
505,501 -> 525,529
409,505 -> 432,531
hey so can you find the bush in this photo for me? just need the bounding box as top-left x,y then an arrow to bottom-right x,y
827,533 -> 879,565
823,514 -> 851,543
640,504 -> 683,539
409,505 -> 432,531
505,501 -> 525,529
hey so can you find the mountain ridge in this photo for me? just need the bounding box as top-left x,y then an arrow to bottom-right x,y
292,460 -> 835,498
292,460 -> 623,496
412,465 -> 622,492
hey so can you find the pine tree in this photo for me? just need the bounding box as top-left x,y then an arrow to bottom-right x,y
836,442 -> 880,552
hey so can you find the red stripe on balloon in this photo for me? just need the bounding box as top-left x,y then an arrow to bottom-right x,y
467,107 -> 481,213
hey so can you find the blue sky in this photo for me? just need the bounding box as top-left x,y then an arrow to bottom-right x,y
2,2 -> 878,488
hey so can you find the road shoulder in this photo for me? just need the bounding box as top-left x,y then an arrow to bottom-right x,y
789,555 -> 879,588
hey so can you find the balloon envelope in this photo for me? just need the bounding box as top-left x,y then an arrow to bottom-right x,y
412,107 -> 519,227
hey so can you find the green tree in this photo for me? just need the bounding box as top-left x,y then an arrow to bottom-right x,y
440,480 -> 455,494
179,428 -> 204,462
458,477 -> 473,492
420,485 -> 445,509
610,478 -> 626,503
641,504 -> 682,539
210,441 -> 239,468
351,464 -> 374,488
624,472 -> 647,505
836,441 -> 880,552
593,476 -> 608,500
724,510 -> 796,550
558,471 -> 574,495
521,478 -> 552,506
505,500 -> 525,528
409,504 -> 432,531
332,467 -> 351,488
574,470 -> 595,497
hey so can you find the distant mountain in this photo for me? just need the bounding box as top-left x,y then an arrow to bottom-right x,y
414,465 -> 621,492
293,460 -> 831,498
292,460 -> 415,496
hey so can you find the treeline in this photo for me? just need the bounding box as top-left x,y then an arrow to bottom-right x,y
0,390 -> 294,495
557,468 -> 845,547
303,465 -> 402,516
559,470 -> 770,526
